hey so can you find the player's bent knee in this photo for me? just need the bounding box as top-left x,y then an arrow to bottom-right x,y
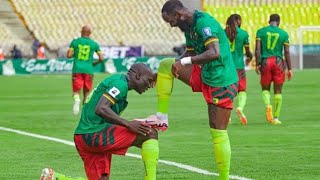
146,128 -> 158,140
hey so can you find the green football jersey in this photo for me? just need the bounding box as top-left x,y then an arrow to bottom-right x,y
229,27 -> 250,69
74,74 -> 129,134
256,25 -> 289,61
69,37 -> 102,74
185,11 -> 238,87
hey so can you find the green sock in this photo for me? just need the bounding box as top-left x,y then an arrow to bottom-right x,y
262,90 -> 271,106
73,94 -> 80,101
157,58 -> 175,114
210,129 -> 231,180
274,94 -> 282,118
142,139 -> 159,180
237,91 -> 247,111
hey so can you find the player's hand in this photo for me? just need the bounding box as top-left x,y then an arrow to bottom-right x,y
127,120 -> 152,136
172,61 -> 183,78
255,65 -> 261,75
287,70 -> 293,80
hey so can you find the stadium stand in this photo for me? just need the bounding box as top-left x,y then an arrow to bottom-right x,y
0,0 -> 318,57
203,0 -> 320,51
11,0 -> 185,56
0,23 -> 33,57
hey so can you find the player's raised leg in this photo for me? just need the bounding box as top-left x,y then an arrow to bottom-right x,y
142,58 -> 192,131
156,58 -> 175,124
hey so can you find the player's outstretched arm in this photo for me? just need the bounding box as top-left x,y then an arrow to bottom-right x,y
95,95 -> 151,136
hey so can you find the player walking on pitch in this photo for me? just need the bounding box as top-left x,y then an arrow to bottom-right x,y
255,14 -> 293,125
67,25 -> 104,116
225,14 -> 253,125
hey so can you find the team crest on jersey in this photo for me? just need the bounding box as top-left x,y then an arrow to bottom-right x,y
202,27 -> 212,37
108,87 -> 120,98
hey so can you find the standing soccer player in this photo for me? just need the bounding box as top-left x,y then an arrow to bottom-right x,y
255,14 -> 293,125
141,0 -> 238,179
67,25 -> 104,116
41,63 -> 159,180
225,14 -> 253,125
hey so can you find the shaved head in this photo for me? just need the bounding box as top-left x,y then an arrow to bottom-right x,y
81,25 -> 92,37
129,63 -> 152,73
127,63 -> 155,94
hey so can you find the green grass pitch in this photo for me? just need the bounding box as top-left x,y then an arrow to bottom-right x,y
0,70 -> 319,180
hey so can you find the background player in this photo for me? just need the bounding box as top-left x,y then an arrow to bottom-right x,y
255,14 -> 293,125
67,25 -> 104,116
142,0 -> 238,179
225,14 -> 253,125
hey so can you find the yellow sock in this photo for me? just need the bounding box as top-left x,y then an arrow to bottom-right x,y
73,94 -> 80,101
237,91 -> 247,111
262,90 -> 271,106
210,128 -> 231,180
274,94 -> 282,118
157,58 -> 175,114
142,139 -> 159,180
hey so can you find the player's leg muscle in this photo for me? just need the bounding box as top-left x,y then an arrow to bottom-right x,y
208,104 -> 231,130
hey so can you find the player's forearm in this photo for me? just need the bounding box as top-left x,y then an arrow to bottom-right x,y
190,49 -> 219,65
284,53 -> 292,70
255,50 -> 260,65
177,50 -> 195,60
95,106 -> 129,127
66,49 -> 73,58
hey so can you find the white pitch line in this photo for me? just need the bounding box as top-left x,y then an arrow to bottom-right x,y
0,126 -> 252,180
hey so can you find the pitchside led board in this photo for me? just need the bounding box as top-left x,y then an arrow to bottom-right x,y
93,46 -> 144,59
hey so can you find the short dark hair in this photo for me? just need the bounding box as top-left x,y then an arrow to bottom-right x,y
161,0 -> 184,15
269,14 -> 280,22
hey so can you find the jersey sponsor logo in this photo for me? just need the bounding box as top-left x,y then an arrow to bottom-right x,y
202,27 -> 212,37
108,87 -> 120,98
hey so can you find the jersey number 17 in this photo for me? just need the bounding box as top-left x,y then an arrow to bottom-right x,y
266,32 -> 279,50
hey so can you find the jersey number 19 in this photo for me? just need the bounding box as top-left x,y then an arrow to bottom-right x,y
78,45 -> 90,60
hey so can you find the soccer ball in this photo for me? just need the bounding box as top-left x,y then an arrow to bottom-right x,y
40,168 -> 55,180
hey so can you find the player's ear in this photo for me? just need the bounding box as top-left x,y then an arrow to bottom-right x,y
135,72 -> 141,80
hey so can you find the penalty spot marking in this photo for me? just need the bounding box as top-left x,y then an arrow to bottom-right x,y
0,126 -> 252,180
